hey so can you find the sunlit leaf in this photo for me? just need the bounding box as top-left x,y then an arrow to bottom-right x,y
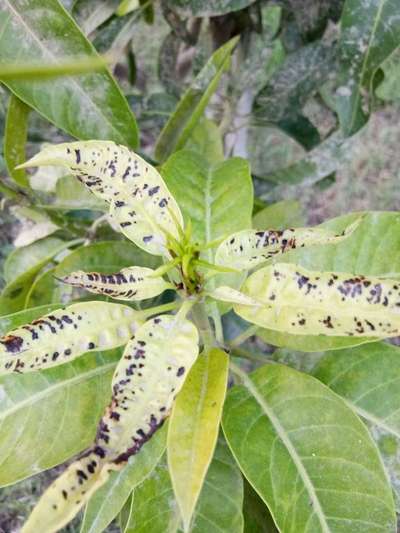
216,219 -> 359,271
223,363 -> 396,532
0,301 -> 141,375
168,348 -> 228,530
234,262 -> 400,338
19,141 -> 184,256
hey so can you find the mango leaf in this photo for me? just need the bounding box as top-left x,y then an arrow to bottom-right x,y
258,211 -> 400,351
164,0 -> 256,16
0,238 -> 81,315
20,141 -> 184,256
0,346 -> 119,486
23,314 -> 199,532
376,48 -> 400,101
62,267 -> 172,301
215,219 -> 360,271
4,94 -> 30,187
252,200 -> 305,230
11,207 -> 59,248
167,348 -> 228,530
54,175 -> 107,211
223,363 -> 396,532
0,0 -> 138,147
312,341 -> 400,507
338,0 -> 400,135
126,438 -> 244,533
4,236 -> 66,284
155,38 -> 239,163
185,118 -> 224,166
81,424 -> 167,533
73,0 -> 119,35
25,267 -> 58,308
243,479 -> 278,533
235,262 -> 400,338
0,301 -> 141,375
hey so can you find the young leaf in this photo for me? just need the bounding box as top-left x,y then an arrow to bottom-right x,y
0,301 -> 141,375
62,267 -> 171,301
215,219 -> 359,271
23,314 -> 199,532
155,38 -> 239,163
167,348 -> 229,531
4,94 -> 30,188
208,286 -> 261,307
81,424 -> 167,533
223,363 -> 396,532
234,262 -> 400,338
19,141 -> 184,256
0,0 -> 138,147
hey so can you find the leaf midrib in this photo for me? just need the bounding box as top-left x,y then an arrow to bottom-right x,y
240,372 -> 331,533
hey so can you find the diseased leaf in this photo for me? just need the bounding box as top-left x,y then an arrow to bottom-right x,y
19,141 -> 184,256
4,94 -> 30,188
155,38 -> 239,163
126,438 -> 244,533
62,267 -> 171,301
0,0 -> 138,147
168,348 -> 228,530
11,207 -> 59,248
338,0 -> 400,135
376,48 -> 400,102
223,363 -> 396,532
0,301 -> 141,375
234,262 -> 400,338
215,219 -> 359,271
81,425 -> 167,533
23,314 -> 199,532
252,200 -> 305,230
208,286 -> 261,307
73,0 -> 119,35
164,0 -> 256,17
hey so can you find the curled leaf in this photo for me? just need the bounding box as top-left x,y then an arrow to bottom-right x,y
23,313 -> 199,532
62,267 -> 172,301
0,302 -> 141,375
18,141 -> 184,255
207,286 -> 261,307
234,262 -> 400,338
216,219 -> 360,271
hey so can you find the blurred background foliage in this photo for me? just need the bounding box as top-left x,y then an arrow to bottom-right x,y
2,0 -> 400,530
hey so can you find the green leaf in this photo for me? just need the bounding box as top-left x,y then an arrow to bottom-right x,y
0,0 -> 138,147
54,175 -> 107,211
155,38 -> 239,163
0,238 -> 81,315
20,141 -> 184,256
252,200 -> 305,230
338,0 -> 400,135
4,94 -> 30,188
81,424 -> 167,533
185,119 -> 224,166
223,363 -> 396,532
126,438 -> 244,533
4,237 -> 66,284
168,348 -> 228,530
312,341 -> 400,507
11,207 -> 59,248
73,0 -> 119,35
243,479 -> 278,533
258,211 -> 400,351
164,0 -> 256,17
0,346 -> 119,486
376,49 -> 400,101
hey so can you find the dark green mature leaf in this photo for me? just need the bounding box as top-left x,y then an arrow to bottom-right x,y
164,0 -> 256,17
0,0 -> 138,147
312,342 -> 400,506
288,0 -> 344,40
338,0 -> 400,135
254,40 -> 337,126
126,438 -> 244,533
223,363 -> 396,532
258,211 -> 400,351
0,303 -> 121,486
243,479 -> 278,533
155,38 -> 239,163
4,94 -> 30,188
81,425 -> 167,533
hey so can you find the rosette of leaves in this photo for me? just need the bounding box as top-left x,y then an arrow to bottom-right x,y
1,141 -> 399,532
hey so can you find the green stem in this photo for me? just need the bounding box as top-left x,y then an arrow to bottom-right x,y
191,302 -> 215,350
210,303 -> 224,344
229,324 -> 259,347
231,347 -> 272,364
137,300 -> 181,320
